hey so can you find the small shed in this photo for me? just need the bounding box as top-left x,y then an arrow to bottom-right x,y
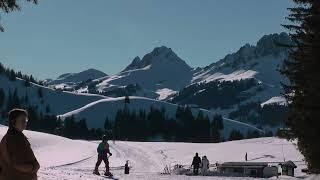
280,161 -> 297,177
219,162 -> 269,178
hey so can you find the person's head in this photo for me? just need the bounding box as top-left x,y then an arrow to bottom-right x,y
8,109 -> 28,131
204,156 -> 207,159
195,153 -> 198,157
102,135 -> 108,143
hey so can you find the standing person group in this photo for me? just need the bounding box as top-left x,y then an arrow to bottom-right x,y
191,153 -> 210,176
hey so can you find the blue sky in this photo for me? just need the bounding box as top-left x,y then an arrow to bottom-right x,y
0,0 -> 292,79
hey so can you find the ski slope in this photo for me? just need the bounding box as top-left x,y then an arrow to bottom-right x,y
0,125 -> 307,179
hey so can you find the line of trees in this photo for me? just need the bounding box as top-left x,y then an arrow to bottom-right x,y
106,106 -> 263,143
0,62 -> 44,86
229,102 -> 288,127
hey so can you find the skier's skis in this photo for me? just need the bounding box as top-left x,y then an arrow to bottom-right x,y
93,171 -> 119,180
101,175 -> 119,180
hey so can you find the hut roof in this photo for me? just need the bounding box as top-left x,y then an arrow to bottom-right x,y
220,162 -> 268,168
280,161 -> 297,168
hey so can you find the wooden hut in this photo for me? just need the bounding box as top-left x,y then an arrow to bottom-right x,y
280,161 -> 297,177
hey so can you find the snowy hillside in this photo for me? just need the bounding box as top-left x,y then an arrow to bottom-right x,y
0,126 -> 307,180
47,68 -> 107,90
0,75 -> 106,116
58,96 -> 264,138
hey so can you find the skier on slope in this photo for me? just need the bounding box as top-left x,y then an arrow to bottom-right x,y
191,153 -> 201,175
201,156 -> 209,176
93,135 -> 113,176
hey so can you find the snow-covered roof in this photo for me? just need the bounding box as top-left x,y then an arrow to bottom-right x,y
220,162 -> 268,168
280,161 -> 297,168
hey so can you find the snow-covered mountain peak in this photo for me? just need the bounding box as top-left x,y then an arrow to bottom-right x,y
95,46 -> 193,96
123,46 -> 191,72
203,32 -> 291,72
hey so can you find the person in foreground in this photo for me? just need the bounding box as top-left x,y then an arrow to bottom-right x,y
0,109 -> 40,180
93,135 -> 113,176
191,153 -> 201,175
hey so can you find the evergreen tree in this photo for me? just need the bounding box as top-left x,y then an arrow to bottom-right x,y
78,118 -> 89,139
246,130 -> 261,139
0,88 -> 5,109
24,91 -> 29,104
12,88 -> 20,108
0,63 -> 5,74
281,0 -> 320,172
228,129 -> 244,141
37,87 -> 43,99
0,0 -> 37,32
63,115 -> 77,138
45,104 -> 50,113
9,69 -> 16,81
24,78 -> 31,87
104,116 -> 112,131
147,106 -> 165,137
123,95 -> 130,110
125,95 -> 130,104
6,89 -> 13,111
211,114 -> 224,143
26,105 -> 40,130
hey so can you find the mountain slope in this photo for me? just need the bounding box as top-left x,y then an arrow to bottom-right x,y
47,68 -> 107,90
0,74 -> 106,117
58,96 -> 263,138
170,33 -> 291,127
192,32 -> 290,86
175,33 -> 290,102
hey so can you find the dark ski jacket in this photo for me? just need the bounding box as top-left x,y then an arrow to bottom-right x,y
192,156 -> 201,168
0,127 -> 40,180
97,142 -> 111,156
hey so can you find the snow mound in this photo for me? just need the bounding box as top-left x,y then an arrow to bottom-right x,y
261,96 -> 287,107
156,88 -> 177,100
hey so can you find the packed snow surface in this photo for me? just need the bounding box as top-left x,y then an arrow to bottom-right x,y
0,126 -> 307,180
